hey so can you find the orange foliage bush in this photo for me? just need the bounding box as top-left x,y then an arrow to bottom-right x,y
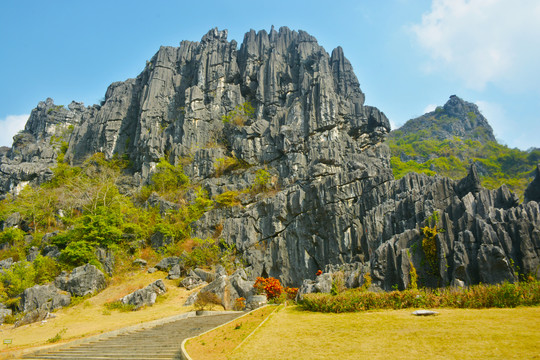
254,277 -> 283,300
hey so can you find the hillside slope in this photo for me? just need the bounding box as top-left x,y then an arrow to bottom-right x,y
387,95 -> 540,198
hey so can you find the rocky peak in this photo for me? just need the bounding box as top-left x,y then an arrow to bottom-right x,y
455,163 -> 483,197
392,95 -> 496,143
201,28 -> 228,43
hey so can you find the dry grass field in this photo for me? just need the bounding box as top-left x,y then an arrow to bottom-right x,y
0,270 -> 202,359
185,305 -> 277,360
219,306 -> 540,360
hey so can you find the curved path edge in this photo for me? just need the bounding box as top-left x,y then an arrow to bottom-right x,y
181,305 -> 280,360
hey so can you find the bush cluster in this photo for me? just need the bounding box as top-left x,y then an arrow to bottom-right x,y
299,281 -> 540,313
221,102 -> 254,126
254,277 -> 298,302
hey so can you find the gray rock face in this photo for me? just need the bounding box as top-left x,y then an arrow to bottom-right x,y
26,246 -> 39,262
3,212 -> 23,230
132,258 -> 148,267
95,247 -> 115,275
368,170 -> 538,290
19,284 -> 71,313
155,257 -> 179,271
525,164 -> 540,203
121,279 -> 166,309
0,258 -> 13,270
191,269 -> 255,310
146,192 -> 180,215
0,307 -> 12,323
297,262 -> 371,299
0,99 -> 80,197
150,231 -> 174,251
55,264 -> 107,297
167,264 -> 182,279
1,28 -> 538,291
180,271 -> 207,290
42,245 -> 60,259
15,308 -> 52,327
193,268 -> 216,283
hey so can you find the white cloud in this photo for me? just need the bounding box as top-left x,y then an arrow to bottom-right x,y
0,114 -> 29,147
423,104 -> 437,114
411,0 -> 540,92
474,100 -> 505,139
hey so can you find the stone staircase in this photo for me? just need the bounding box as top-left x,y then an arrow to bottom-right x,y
21,313 -> 242,360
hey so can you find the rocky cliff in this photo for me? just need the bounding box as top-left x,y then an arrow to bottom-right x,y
1,27 -> 538,289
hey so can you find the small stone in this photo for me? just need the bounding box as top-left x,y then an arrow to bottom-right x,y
132,258 -> 148,267
412,310 -> 439,316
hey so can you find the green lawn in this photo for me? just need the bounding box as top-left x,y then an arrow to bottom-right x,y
226,306 -> 540,360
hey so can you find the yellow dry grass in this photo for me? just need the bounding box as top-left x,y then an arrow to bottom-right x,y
229,306 -> 540,360
0,270 -> 202,358
185,305 -> 277,360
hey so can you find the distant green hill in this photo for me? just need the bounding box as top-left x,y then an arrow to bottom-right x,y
387,95 -> 540,199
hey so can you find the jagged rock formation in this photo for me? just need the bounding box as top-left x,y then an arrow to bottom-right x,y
393,95 -> 496,144
121,279 -> 166,309
19,284 -> 71,313
54,264 -> 107,297
0,28 -> 538,290
367,168 -> 539,289
0,98 -> 81,195
525,164 -> 540,203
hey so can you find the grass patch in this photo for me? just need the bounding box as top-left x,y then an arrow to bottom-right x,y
185,305 -> 277,360
229,306 -> 540,360
47,328 -> 67,343
299,281 -> 540,312
103,301 -> 137,312
0,271 -> 193,355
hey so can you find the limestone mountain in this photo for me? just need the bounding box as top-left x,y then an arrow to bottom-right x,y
387,95 -> 540,197
0,28 -> 539,292
395,95 -> 496,143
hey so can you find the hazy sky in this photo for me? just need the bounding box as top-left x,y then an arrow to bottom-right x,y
1,0 -> 539,149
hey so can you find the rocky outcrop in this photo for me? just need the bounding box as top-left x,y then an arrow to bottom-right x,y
55,264 -> 107,296
121,279 -> 166,309
1,28 -> 538,291
525,164 -> 540,203
185,268 -> 255,310
155,257 -> 180,271
367,170 -> 537,290
19,284 -> 70,313
0,257 -> 13,271
0,99 -> 81,197
297,262 -> 371,299
15,308 -> 54,327
0,305 -> 12,323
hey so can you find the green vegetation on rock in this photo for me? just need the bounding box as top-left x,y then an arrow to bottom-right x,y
387,117 -> 539,199
0,152 -> 244,308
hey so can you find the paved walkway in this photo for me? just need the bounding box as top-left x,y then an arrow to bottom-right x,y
20,313 -> 242,360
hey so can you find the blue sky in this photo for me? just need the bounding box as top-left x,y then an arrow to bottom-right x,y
1,0 -> 539,149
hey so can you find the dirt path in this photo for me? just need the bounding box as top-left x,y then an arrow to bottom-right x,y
19,312 -> 242,360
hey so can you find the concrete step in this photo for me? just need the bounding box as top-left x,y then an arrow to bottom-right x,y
22,312 -> 242,360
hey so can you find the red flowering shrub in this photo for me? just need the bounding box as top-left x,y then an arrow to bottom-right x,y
254,277 -> 284,300
284,287 -> 299,300
235,297 -> 246,310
